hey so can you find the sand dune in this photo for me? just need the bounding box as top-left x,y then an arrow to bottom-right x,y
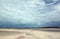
0,28 -> 60,39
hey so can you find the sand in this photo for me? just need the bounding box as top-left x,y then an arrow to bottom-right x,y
0,28 -> 60,39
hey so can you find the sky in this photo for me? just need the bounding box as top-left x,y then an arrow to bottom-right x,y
0,0 -> 60,28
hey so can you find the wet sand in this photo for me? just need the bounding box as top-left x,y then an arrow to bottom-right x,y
0,28 -> 60,39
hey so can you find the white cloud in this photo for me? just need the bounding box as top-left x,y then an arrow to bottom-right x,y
0,0 -> 60,27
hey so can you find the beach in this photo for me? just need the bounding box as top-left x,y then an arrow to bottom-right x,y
0,28 -> 60,39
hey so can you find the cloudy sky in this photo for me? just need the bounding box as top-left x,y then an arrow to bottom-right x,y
0,0 -> 60,28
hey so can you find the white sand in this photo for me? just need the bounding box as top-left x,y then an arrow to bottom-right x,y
0,28 -> 60,39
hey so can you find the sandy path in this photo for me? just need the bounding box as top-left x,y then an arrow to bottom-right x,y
0,28 -> 60,39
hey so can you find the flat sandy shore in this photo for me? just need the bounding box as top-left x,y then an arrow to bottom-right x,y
0,28 -> 60,39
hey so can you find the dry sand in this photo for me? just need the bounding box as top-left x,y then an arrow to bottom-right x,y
0,28 -> 60,39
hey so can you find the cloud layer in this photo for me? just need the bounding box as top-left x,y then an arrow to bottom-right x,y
0,0 -> 60,28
